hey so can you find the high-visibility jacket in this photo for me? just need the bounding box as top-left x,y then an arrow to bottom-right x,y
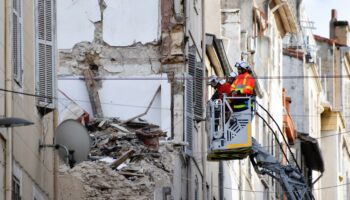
231,71 -> 255,95
218,83 -> 232,99
211,83 -> 232,100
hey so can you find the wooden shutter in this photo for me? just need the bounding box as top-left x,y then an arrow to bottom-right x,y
12,0 -> 23,85
36,0 -> 55,110
184,74 -> 194,156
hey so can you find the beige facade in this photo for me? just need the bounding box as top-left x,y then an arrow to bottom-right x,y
0,0 -> 56,199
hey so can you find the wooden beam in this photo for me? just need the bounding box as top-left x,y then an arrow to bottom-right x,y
110,149 -> 135,169
82,69 -> 103,118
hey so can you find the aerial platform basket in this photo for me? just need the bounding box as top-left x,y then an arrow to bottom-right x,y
207,96 -> 252,161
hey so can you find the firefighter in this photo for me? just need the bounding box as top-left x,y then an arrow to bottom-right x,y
227,71 -> 237,85
231,61 -> 255,112
208,75 -> 232,100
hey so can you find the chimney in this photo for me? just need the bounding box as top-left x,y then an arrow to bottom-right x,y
329,9 -> 337,39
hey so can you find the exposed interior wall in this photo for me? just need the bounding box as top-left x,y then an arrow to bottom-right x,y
58,0 -> 161,49
103,0 -> 160,46
58,75 -> 171,132
57,0 -> 100,49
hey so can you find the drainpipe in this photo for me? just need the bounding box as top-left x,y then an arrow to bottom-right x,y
201,0 -> 207,199
5,0 -> 13,199
53,110 -> 59,200
219,161 -> 224,200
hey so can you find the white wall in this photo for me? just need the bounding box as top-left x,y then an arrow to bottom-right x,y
0,0 -> 5,117
103,0 -> 160,46
57,0 -> 100,49
283,56 -> 306,133
58,74 -> 171,133
57,0 -> 160,49
221,9 -> 241,68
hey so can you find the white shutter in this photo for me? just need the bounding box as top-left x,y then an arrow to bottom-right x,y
194,62 -> 203,118
12,0 -> 23,85
36,0 -> 55,110
184,74 -> 194,156
188,46 -> 204,119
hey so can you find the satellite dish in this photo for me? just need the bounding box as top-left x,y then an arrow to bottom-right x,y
54,119 -> 90,167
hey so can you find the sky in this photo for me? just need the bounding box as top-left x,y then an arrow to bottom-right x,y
304,0 -> 350,38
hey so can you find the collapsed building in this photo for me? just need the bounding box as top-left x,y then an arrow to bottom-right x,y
58,118 -> 177,199
56,0 -> 206,199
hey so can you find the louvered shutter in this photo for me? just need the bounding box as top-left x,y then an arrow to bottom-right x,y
36,0 -> 55,110
184,74 -> 194,156
188,46 -> 204,119
12,0 -> 23,84
194,62 -> 204,118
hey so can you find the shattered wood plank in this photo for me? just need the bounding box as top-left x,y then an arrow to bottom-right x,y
83,68 -> 103,118
110,149 -> 135,170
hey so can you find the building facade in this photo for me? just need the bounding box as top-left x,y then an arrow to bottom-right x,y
0,0 -> 56,199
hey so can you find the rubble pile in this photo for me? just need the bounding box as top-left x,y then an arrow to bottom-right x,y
58,118 -> 175,200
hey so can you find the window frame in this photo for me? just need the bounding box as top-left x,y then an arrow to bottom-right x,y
12,175 -> 21,200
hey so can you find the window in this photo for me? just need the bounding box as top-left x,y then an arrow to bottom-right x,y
12,176 -> 21,200
36,0 -> 56,113
12,0 -> 23,85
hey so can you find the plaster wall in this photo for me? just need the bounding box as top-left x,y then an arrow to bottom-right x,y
58,74 -> 171,132
103,0 -> 160,46
57,0 -> 160,49
282,56 -> 306,133
221,9 -> 241,67
11,0 -> 55,198
321,130 -> 340,200
0,0 -> 4,116
0,137 -> 4,200
205,0 -> 221,37
57,0 -> 100,49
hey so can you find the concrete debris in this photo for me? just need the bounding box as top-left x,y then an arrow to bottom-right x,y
58,118 -> 175,200
110,123 -> 130,133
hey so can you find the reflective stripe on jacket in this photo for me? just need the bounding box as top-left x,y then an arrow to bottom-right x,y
231,71 -> 255,95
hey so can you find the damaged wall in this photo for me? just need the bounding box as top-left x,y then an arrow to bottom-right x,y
57,0 -> 180,134
103,0 -> 160,46
57,0 -> 191,199
58,0 -> 160,48
57,0 -> 101,49
58,74 -> 171,132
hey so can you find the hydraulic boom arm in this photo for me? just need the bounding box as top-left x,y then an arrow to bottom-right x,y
249,138 -> 314,200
